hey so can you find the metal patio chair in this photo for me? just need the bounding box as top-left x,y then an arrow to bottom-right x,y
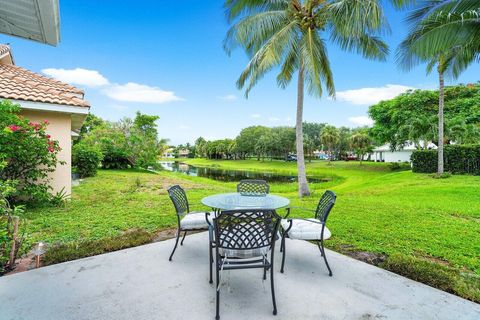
167,185 -> 213,261
211,209 -> 281,320
236,179 -> 270,196
280,190 -> 337,276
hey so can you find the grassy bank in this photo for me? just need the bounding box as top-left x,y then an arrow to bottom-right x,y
24,160 -> 480,301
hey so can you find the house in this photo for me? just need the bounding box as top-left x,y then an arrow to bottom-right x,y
162,148 -> 175,158
0,45 -> 89,196
178,149 -> 190,158
371,142 -> 436,163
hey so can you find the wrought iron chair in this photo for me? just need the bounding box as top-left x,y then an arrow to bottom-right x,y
167,185 -> 213,261
280,190 -> 337,276
236,179 -> 270,196
212,209 -> 281,320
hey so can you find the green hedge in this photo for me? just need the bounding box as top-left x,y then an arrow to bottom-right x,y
411,145 -> 480,175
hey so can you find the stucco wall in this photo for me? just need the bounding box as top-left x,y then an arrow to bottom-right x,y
384,150 -> 413,163
20,110 -> 72,196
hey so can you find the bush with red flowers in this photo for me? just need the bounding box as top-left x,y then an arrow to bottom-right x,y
0,100 -> 63,204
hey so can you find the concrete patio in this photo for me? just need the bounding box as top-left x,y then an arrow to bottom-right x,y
0,232 -> 478,320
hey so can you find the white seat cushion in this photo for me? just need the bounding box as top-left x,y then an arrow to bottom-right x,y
180,212 -> 214,230
281,218 -> 331,240
219,247 -> 269,259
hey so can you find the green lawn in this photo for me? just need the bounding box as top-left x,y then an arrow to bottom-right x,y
25,160 -> 480,301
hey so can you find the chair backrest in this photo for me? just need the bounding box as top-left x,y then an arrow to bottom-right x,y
167,185 -> 190,215
214,209 -> 280,252
237,179 -> 270,196
315,190 -> 337,223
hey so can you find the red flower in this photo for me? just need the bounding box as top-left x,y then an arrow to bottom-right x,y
48,146 -> 55,153
46,134 -> 51,139
43,120 -> 49,125
8,125 -> 20,132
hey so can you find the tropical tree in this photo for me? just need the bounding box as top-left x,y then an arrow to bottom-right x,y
320,125 -> 339,164
224,0 -> 403,197
398,114 -> 437,149
397,1 -> 480,174
349,132 -> 373,164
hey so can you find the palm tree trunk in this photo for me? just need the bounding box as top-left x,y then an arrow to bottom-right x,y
296,61 -> 310,197
438,69 -> 444,174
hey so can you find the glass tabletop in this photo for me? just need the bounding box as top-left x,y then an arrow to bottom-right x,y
201,193 -> 290,210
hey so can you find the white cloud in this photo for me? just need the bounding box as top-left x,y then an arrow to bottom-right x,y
348,116 -> 374,127
103,82 -> 183,104
250,114 -> 261,118
218,94 -> 237,101
268,117 -> 280,122
42,68 -> 110,87
337,84 -> 414,105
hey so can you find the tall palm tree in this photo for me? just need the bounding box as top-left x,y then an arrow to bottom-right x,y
224,0 -> 407,197
320,125 -> 339,165
397,1 -> 479,174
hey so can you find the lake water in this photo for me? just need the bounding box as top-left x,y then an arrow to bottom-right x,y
159,161 -> 329,183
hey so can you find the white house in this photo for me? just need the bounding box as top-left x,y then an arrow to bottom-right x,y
371,142 -> 437,163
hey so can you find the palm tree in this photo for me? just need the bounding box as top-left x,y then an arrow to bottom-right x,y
397,0 -> 479,174
320,125 -> 339,165
349,133 -> 373,165
224,0 -> 407,197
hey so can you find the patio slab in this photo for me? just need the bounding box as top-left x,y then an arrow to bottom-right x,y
0,231 -> 478,320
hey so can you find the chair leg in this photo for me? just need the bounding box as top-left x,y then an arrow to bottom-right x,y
209,241 -> 213,284
263,267 -> 267,280
318,241 -> 332,277
215,257 -> 221,320
279,231 -> 284,253
280,233 -> 286,273
270,258 -> 277,315
180,230 -> 188,246
169,229 -> 180,261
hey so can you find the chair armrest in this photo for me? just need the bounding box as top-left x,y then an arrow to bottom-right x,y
205,211 -> 213,228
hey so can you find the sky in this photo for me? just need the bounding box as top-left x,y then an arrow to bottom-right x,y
1,1 -> 479,145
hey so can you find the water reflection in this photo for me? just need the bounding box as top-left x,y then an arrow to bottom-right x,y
159,161 -> 329,183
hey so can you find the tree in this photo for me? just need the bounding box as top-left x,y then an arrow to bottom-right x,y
369,83 -> 480,149
236,126 -> 269,160
398,114 -> 437,149
224,0 -> 398,196
82,112 -> 162,168
397,1 -> 479,174
349,133 -> 373,164
320,125 -> 339,164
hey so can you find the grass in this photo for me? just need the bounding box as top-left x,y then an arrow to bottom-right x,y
24,159 -> 480,301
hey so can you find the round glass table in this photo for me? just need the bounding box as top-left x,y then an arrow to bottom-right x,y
201,192 -> 290,211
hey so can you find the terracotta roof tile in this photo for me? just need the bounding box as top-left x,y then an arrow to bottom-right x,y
0,64 -> 90,108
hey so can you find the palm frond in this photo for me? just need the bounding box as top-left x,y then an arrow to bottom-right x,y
236,21 -> 299,97
300,29 -> 335,98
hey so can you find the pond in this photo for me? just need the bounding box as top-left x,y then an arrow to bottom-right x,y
158,161 -> 330,183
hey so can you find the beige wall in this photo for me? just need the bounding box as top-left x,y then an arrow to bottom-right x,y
20,110 -> 72,196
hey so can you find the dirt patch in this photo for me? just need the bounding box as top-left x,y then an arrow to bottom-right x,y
337,244 -> 386,266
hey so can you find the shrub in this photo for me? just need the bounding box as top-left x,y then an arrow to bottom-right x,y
0,160 -> 25,274
0,100 -> 62,203
411,145 -> 480,175
101,146 -> 131,169
72,143 -> 103,178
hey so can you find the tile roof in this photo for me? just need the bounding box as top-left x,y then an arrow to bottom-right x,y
0,44 -> 10,57
0,64 -> 90,108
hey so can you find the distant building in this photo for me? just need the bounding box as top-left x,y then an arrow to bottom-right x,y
371,142 -> 436,163
178,149 -> 190,158
162,148 -> 175,158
